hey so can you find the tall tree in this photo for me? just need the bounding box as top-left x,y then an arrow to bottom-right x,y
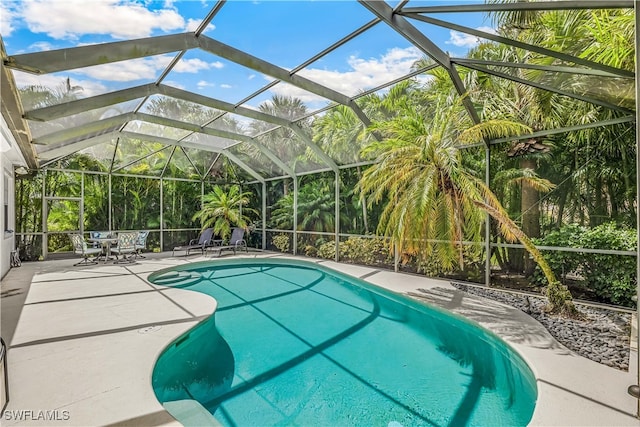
192,185 -> 257,240
358,97 -> 575,315
312,104 -> 370,232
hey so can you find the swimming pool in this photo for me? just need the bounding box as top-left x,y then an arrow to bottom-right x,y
150,258 -> 537,426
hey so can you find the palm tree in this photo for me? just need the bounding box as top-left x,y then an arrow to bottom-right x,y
270,178 -> 337,232
485,3 -> 636,229
312,104 -> 370,232
357,98 -> 576,315
192,185 -> 257,240
461,39 -> 567,275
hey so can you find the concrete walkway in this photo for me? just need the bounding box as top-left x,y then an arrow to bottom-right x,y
1,252 -> 639,426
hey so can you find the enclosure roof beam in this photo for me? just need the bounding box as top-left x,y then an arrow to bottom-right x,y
135,113 -> 294,177
32,110 -> 294,178
491,115 -> 636,144
197,35 -> 349,107
358,0 -> 481,126
27,83 -> 327,176
5,31 -> 352,107
459,115 -> 636,149
1,42 -> 37,168
452,58 -> 631,79
37,132 -> 118,161
38,128 -> 265,183
219,151 -> 265,183
400,1 -> 632,14
289,123 -> 339,173
120,131 -> 264,183
3,33 -> 199,75
459,62 -> 633,114
24,83 -> 292,126
6,30 -> 374,132
24,84 -> 157,122
403,13 -> 634,78
158,85 -> 292,127
197,35 -> 373,129
111,145 -> 172,174
32,112 -> 136,145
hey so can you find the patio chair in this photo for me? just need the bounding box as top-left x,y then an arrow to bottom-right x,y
172,228 -> 216,256
111,232 -> 139,264
207,227 -> 248,257
134,230 -> 150,258
70,233 -> 102,266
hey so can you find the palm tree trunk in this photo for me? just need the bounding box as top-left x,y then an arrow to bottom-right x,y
620,147 -> 633,218
356,166 -> 369,233
608,180 -> 618,220
477,201 -> 577,315
555,190 -> 567,228
521,157 -> 540,276
591,174 -> 604,226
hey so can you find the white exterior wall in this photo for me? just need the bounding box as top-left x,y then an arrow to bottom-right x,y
1,114 -> 26,279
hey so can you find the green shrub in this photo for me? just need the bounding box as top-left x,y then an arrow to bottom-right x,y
304,245 -> 318,257
272,234 -> 290,253
416,245 -> 483,281
340,237 -> 392,265
580,222 -> 636,307
317,241 -> 336,259
531,224 -> 585,286
532,222 -> 636,307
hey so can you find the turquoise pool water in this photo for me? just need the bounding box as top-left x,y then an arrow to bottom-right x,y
150,258 -> 537,426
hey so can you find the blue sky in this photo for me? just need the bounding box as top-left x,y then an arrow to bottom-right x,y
1,0 -> 491,112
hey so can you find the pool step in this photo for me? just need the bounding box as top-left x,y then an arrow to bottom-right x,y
153,271 -> 202,287
163,399 -> 221,426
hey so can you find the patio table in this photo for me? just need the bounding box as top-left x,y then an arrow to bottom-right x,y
88,237 -> 118,263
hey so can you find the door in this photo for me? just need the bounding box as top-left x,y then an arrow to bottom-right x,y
43,197 -> 83,259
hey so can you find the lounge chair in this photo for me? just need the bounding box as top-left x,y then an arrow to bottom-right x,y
134,230 -> 149,258
111,232 -> 138,264
207,227 -> 248,257
70,234 -> 103,266
173,228 -> 218,256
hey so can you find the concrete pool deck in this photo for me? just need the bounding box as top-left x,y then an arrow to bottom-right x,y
1,251 -> 639,426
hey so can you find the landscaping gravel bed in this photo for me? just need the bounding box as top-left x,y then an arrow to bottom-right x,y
450,283 -> 632,371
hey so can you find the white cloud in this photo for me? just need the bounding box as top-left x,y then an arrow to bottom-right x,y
186,18 -> 201,32
220,84 -> 232,89
185,18 -> 216,33
174,57 -> 222,73
446,26 -> 497,48
284,46 -> 423,102
20,0 -> 185,40
28,41 -> 55,51
0,3 -> 17,36
197,80 -> 215,88
62,55 -> 222,82
248,74 -> 256,80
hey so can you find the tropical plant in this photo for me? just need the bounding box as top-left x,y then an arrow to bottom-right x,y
317,241 -> 337,260
357,97 -> 576,315
483,4 -> 636,231
532,222 -> 637,307
270,177 -> 337,232
339,237 -> 392,266
192,185 -> 257,240
313,104 -> 370,232
250,95 -> 314,188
